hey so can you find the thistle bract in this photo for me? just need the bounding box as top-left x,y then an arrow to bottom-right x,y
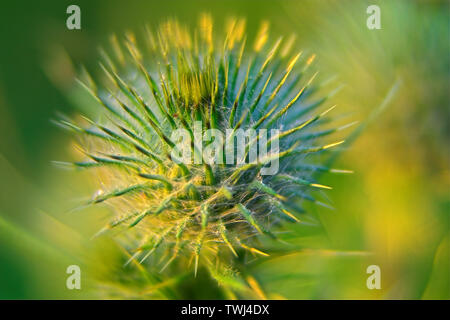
58,15 -> 348,276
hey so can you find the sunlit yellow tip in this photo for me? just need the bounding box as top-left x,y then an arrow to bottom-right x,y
330,169 -> 354,174
321,104 -> 337,117
323,140 -> 345,150
310,183 -> 332,190
282,209 -> 300,222
306,53 -> 316,65
287,52 -> 302,71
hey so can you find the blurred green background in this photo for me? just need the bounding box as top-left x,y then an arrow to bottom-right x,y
0,0 -> 448,299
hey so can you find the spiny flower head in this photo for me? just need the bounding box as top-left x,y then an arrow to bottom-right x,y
57,14 -> 350,276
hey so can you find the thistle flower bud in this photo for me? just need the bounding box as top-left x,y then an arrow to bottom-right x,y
57,14 -> 349,278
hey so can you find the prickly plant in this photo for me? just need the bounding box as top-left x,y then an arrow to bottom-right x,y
56,15 -> 352,296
